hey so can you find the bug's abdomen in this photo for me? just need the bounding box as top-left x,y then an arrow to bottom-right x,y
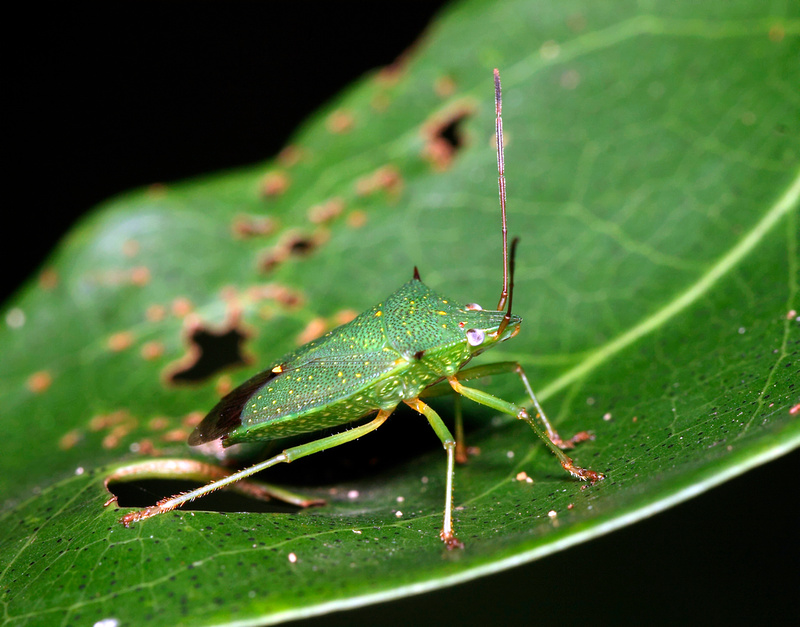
226,393 -> 379,443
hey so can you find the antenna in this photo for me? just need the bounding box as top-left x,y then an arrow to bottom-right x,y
494,68 -> 510,312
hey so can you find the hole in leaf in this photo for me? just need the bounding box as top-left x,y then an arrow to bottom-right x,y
421,102 -> 475,170
169,326 -> 249,384
259,232 -> 324,273
437,114 -> 466,152
108,479 -> 303,514
289,237 -> 314,255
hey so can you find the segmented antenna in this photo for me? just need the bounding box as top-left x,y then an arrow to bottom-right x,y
494,69 -> 510,312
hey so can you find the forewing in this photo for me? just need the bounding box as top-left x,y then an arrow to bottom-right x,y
188,367 -> 281,445
238,351 -> 400,429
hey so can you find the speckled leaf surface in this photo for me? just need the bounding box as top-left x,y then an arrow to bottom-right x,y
2,1 -> 799,626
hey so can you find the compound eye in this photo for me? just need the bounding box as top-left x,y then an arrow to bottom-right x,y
466,328 -> 485,346
465,303 -> 483,311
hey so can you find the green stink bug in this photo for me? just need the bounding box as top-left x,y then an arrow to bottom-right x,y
120,69 -> 603,549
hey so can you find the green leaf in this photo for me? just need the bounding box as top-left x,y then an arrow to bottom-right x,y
2,1 -> 798,626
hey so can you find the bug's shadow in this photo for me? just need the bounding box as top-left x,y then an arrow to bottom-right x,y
110,400 -> 496,514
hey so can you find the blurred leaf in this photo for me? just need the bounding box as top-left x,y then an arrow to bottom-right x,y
1,1 -> 798,626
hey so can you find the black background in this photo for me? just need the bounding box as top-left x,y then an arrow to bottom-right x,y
8,4 -> 798,625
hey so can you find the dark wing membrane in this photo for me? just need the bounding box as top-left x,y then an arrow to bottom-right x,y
188,367 -> 281,445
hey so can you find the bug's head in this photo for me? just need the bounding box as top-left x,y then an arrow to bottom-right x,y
457,305 -> 522,356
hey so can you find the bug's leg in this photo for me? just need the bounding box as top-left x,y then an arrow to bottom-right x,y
105,459 -> 324,508
404,398 -> 464,550
453,394 -> 469,465
120,409 -> 393,526
452,361 -> 594,449
447,375 -> 603,483
421,387 -> 472,464
105,458 -> 325,510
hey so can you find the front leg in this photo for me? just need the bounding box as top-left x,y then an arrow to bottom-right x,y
452,361 -> 596,450
447,373 -> 603,483
405,398 -> 464,550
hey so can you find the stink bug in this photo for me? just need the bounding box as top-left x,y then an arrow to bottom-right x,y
120,69 -> 603,549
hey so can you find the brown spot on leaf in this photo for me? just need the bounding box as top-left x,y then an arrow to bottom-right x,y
560,69 -> 580,90
258,231 -> 328,273
421,101 -> 475,171
146,304 -> 167,322
308,198 -> 345,224
171,297 -> 194,317
148,416 -> 170,431
247,283 -> 304,309
59,429 -> 82,450
27,370 -> 53,393
39,269 -> 59,290
334,309 -> 359,325
130,266 -> 151,286
232,214 -> 276,239
141,341 -> 165,361
183,411 -> 204,428
103,425 -> 132,450
122,239 -> 140,257
296,317 -> 327,345
89,410 -> 138,450
277,145 -> 305,167
147,183 -> 168,198
434,75 -> 457,98
567,12 -> 587,32
370,92 -> 391,112
87,267 -> 152,288
260,170 -> 291,198
769,22 -> 785,42
216,374 -> 234,397
355,165 -> 403,198
347,210 -> 368,229
376,58 -> 407,86
108,332 -> 134,352
133,438 -> 159,456
161,428 -> 189,443
326,109 -> 355,134
90,410 -> 137,432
